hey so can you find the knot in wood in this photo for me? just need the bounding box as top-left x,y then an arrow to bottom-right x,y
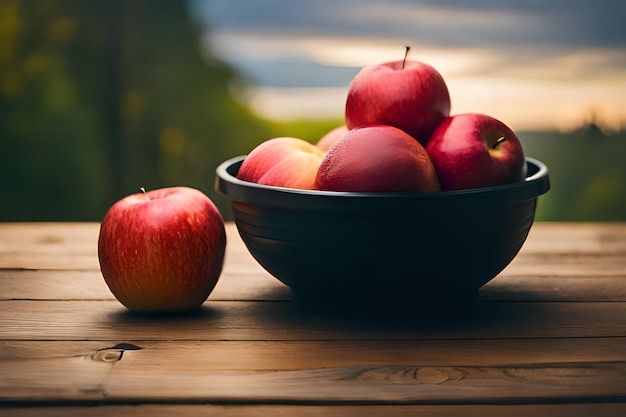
90,349 -> 123,362
89,343 -> 143,363
357,366 -> 465,385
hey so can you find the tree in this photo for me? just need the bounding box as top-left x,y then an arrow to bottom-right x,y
0,0 -> 270,221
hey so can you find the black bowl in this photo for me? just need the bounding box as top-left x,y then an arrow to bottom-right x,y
216,156 -> 550,316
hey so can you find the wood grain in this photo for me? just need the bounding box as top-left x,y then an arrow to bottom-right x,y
3,268 -> 626,302
1,222 -> 625,303
3,338 -> 626,370
1,299 -> 626,341
1,222 -> 626,271
4,339 -> 625,407
0,222 -> 100,270
0,265 -> 289,302
2,222 -> 626,414
2,339 -> 625,404
2,358 -> 625,404
3,404 -> 626,417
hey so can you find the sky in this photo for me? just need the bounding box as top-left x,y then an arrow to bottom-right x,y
189,0 -> 626,131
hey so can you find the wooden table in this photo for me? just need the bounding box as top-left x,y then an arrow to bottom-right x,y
1,222 -> 625,416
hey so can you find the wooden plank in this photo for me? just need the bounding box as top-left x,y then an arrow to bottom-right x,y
1,349 -> 625,404
2,337 -> 626,370
3,404 -> 626,417
1,223 -> 625,304
521,222 -> 626,254
5,341 -> 623,411
1,300 -> 626,341
3,267 -> 626,303
0,223 -> 100,270
481,275 -> 626,301
0,223 -> 255,270
0,265 -> 288,302
0,270 -> 114,301
502,253 -> 626,277
1,222 -> 626,271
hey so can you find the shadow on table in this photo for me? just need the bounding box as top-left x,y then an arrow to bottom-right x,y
103,287 -> 575,341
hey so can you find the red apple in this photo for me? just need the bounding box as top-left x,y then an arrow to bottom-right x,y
237,137 -> 325,190
98,187 -> 226,313
425,113 -> 527,191
316,125 -> 349,152
316,125 -> 441,192
345,53 -> 450,146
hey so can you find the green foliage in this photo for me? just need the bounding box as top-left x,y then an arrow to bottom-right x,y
0,0 -> 271,221
519,126 -> 626,221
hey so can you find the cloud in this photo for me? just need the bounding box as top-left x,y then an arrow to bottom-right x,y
192,0 -> 626,49
193,0 -> 626,82
189,0 -> 626,129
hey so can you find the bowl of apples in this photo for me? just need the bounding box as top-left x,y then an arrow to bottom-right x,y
216,52 -> 550,317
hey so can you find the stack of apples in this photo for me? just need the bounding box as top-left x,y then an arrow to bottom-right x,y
238,49 -> 527,193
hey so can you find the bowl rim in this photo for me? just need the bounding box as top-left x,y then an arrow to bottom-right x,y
215,156 -> 550,209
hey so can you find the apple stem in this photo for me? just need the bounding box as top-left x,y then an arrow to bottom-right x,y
403,46 -> 411,69
139,187 -> 150,201
492,136 -> 506,149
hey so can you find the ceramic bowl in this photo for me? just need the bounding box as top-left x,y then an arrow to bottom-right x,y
216,156 -> 550,316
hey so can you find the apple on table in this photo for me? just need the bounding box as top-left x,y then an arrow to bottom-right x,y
426,113 -> 527,191
237,137 -> 325,190
98,186 -> 226,313
345,47 -> 451,146
316,125 -> 441,192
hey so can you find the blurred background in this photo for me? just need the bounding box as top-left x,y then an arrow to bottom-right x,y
1,0 -> 625,222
